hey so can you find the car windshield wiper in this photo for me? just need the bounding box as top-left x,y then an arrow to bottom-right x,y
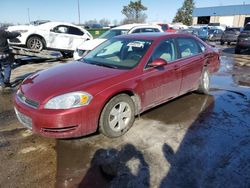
89,62 -> 118,69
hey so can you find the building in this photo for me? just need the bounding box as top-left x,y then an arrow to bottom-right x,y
192,4 -> 250,27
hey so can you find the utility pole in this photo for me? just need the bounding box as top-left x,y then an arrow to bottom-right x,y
77,0 -> 81,24
27,8 -> 30,24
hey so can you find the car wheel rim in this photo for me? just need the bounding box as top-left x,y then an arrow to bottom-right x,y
30,39 -> 42,51
109,102 -> 131,132
203,71 -> 209,90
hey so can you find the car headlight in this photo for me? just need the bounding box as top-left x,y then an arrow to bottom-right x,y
44,92 -> 92,109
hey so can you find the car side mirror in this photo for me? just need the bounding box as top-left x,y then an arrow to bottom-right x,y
148,58 -> 167,68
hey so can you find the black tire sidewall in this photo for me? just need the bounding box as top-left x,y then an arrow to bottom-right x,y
99,94 -> 135,138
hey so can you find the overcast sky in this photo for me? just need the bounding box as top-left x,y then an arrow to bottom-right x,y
1,0 -> 250,24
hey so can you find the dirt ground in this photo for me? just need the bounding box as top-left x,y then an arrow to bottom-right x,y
0,45 -> 250,188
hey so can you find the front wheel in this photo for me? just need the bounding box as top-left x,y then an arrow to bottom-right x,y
197,69 -> 210,95
26,36 -> 45,51
99,94 -> 135,138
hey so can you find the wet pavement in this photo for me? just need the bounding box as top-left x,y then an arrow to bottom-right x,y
0,47 -> 250,188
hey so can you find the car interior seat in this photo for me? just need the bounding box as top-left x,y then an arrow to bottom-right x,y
180,44 -> 192,57
153,42 -> 173,62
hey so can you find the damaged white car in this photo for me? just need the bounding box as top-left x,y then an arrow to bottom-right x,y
8,21 -> 93,52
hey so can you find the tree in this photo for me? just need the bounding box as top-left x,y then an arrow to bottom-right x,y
173,0 -> 195,26
99,18 -> 111,27
84,19 -> 98,27
121,0 -> 147,24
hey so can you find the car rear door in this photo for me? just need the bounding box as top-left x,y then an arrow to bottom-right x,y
175,37 -> 204,95
141,39 -> 182,109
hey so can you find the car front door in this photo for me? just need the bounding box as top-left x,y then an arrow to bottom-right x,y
49,25 -> 86,51
141,39 -> 182,110
176,37 -> 204,95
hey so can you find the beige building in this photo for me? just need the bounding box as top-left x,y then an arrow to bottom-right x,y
192,4 -> 250,27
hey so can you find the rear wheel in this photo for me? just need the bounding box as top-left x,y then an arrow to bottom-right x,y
26,36 -> 45,51
99,94 -> 135,138
197,69 -> 210,95
227,41 -> 231,45
220,40 -> 224,45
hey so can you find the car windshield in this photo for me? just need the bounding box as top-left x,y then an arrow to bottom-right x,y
30,20 -> 50,26
82,38 -> 152,69
98,29 -> 129,39
244,24 -> 250,31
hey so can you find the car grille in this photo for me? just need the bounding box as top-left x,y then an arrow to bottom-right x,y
42,125 -> 78,133
17,91 -> 39,109
9,38 -> 21,43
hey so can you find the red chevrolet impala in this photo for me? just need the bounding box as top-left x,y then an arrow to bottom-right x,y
14,33 -> 220,138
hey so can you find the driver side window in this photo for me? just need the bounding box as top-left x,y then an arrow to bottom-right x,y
149,39 -> 177,63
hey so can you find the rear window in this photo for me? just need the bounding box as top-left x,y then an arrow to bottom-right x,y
132,28 -> 160,33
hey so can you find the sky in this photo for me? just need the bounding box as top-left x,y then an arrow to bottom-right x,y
1,0 -> 250,24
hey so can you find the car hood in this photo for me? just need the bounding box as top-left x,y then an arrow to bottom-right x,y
8,25 -> 34,32
20,61 -> 126,104
77,38 -> 106,51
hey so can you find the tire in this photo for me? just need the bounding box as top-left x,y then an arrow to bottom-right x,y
197,68 -> 210,95
235,46 -> 241,54
99,94 -> 135,138
220,41 -> 224,45
26,36 -> 45,51
227,42 -> 231,45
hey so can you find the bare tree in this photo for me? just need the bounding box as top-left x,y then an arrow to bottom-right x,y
121,0 -> 147,24
99,18 -> 111,27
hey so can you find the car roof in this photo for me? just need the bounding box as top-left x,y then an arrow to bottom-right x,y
114,32 -> 194,41
112,23 -> 161,30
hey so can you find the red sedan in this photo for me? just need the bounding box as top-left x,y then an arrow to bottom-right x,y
14,33 -> 220,138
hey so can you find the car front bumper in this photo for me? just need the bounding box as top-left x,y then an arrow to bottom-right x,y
14,95 -> 99,138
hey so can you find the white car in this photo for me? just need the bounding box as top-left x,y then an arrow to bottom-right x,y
7,21 -> 93,52
73,23 -> 163,60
